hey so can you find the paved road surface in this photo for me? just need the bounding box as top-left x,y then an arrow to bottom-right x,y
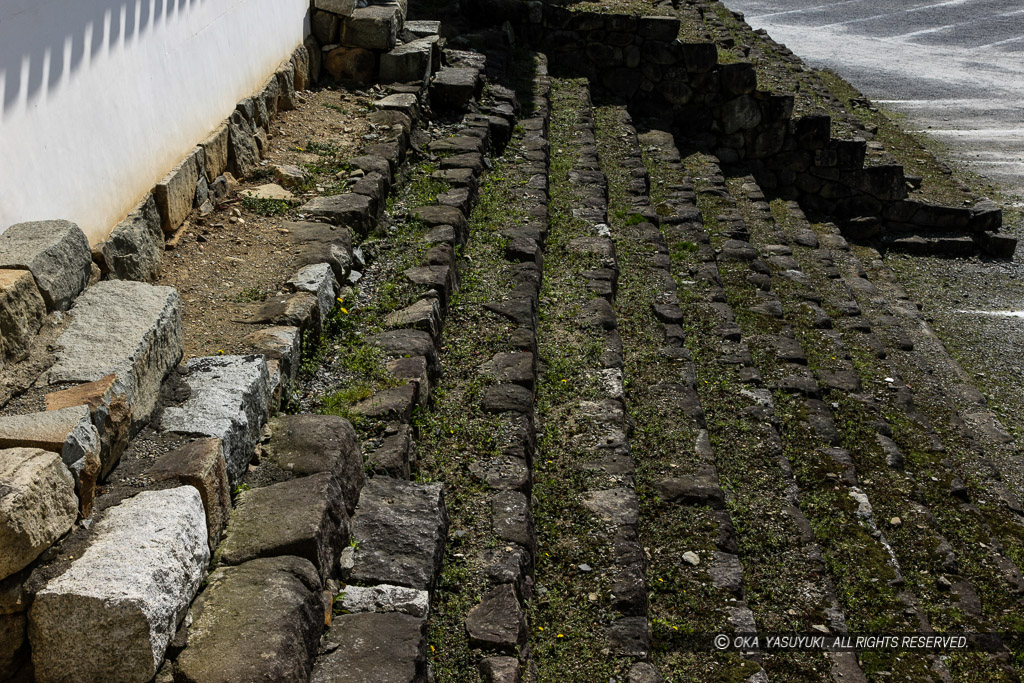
720,0 -> 1024,202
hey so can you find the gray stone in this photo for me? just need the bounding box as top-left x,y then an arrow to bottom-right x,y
0,219 -> 91,311
44,374 -> 132,481
367,329 -> 438,372
0,406 -> 100,517
239,292 -> 319,330
147,438 -> 231,551
312,10 -> 341,44
607,616 -> 650,657
311,613 -> 426,683
480,656 -> 522,683
340,4 -> 403,51
339,583 -> 429,618
217,472 -> 347,581
101,194 -> 164,282
0,269 -> 44,362
285,221 -> 354,282
287,263 -> 338,324
244,326 -> 301,386
721,95 -> 762,135
430,67 -> 481,111
160,355 -> 272,483
386,298 -> 442,340
656,473 -> 725,509
351,383 -> 418,422
154,148 -> 203,234
380,38 -> 434,85
465,584 -> 525,653
348,477 -> 448,590
365,424 -> 414,479
199,123 -> 229,183
264,414 -> 363,513
29,487 -> 209,682
174,556 -> 323,683
228,115 -> 260,178
481,384 -> 534,415
628,662 -> 666,683
405,20 -> 440,37
0,612 -> 26,680
48,281 -> 183,423
583,487 -> 639,527
0,448 -> 77,581
299,194 -> 375,235
492,491 -> 534,552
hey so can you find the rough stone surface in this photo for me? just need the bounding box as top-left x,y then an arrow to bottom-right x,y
154,148 -> 203,234
0,448 -> 77,581
199,123 -> 229,182
244,326 -> 301,386
325,46 -> 377,84
0,406 -> 100,516
0,268 -> 44,362
351,383 -> 417,421
340,4 -> 403,52
311,612 -> 427,683
492,491 -> 534,551
217,472 -> 347,581
386,298 -> 442,340
348,477 -> 448,590
239,292 -> 319,330
287,262 -> 338,323
48,281 -> 183,423
380,38 -> 435,85
367,329 -> 438,371
101,194 -> 164,283
44,374 -> 131,480
147,438 -> 231,551
284,221 -> 354,281
228,115 -> 260,178
160,355 -> 272,483
264,414 -> 363,513
314,0 -> 356,15
465,584 -> 526,653
299,193 -> 375,234
430,67 -> 481,111
0,219 -> 91,311
339,583 -> 429,618
365,424 -> 414,479
29,487 -> 209,682
480,656 -> 522,683
0,612 -> 26,679
174,556 -> 323,683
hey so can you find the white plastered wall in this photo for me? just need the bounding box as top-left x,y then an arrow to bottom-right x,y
0,0 -> 310,244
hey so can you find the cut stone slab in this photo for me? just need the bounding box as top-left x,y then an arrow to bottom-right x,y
242,183 -> 296,202
430,67 -> 482,112
0,406 -> 100,517
365,424 -> 414,479
405,19 -> 440,36
237,292 -> 319,330
0,219 -> 91,311
385,298 -> 442,340
28,487 -> 209,682
481,352 -> 535,390
481,384 -> 534,415
465,584 -> 526,653
263,414 -> 363,514
101,194 -> 164,283
47,280 -> 183,423
0,448 -> 77,581
299,194 -> 375,235
347,477 -> 448,590
339,583 -> 429,618
380,38 -> 434,85
314,0 -> 356,15
160,355 -> 272,483
286,263 -> 338,324
0,268 -> 44,362
312,612 -> 426,683
45,373 -> 132,480
351,383 -> 417,422
583,488 -> 640,528
228,114 -> 260,178
154,148 -> 203,234
491,491 -> 534,552
174,556 -> 323,683
284,221 -> 354,282
147,438 -> 231,551
340,4 -> 404,52
481,657 -> 522,683
199,123 -> 229,182
367,329 -> 438,373
244,326 -> 301,386
217,472 -> 347,582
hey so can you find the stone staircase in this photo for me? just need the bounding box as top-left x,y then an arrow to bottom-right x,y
2,3 -> 1023,683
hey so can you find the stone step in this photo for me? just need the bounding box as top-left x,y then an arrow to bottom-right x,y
158,355 -> 273,483
46,280 -> 183,424
310,612 -> 427,683
343,477 -> 448,591
28,486 -> 209,682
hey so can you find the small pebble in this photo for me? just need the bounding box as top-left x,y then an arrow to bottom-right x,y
682,551 -> 700,566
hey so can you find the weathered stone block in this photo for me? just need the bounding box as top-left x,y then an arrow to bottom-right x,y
199,123 -> 229,183
0,219 -> 91,312
637,15 -> 680,41
466,583 -> 526,653
45,373 -> 131,480
430,67 -> 482,112
339,583 -> 429,618
351,383 -> 418,421
228,114 -> 260,178
0,612 -> 26,680
340,4 -> 403,51
174,556 -> 323,683
48,281 -> 183,423
160,355 -> 272,483
380,38 -> 435,85
238,292 -> 320,330
0,268 -> 44,362
311,612 -> 426,682
324,46 -> 376,84
0,448 -> 77,581
101,193 -> 164,282
244,326 -> 301,386
147,438 -> 230,551
312,9 -> 341,44
0,406 -> 100,516
29,487 -> 209,682
154,148 -> 203,234
263,414 -> 364,513
286,263 -> 338,324
217,472 -> 347,581
385,298 -> 442,340
276,60 -> 298,111
347,477 -> 448,590
299,194 -> 375,235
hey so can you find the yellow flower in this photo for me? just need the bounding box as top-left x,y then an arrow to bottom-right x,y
538,626 -> 544,631
340,307 -> 349,314
217,349 -> 224,355
557,634 -> 564,638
